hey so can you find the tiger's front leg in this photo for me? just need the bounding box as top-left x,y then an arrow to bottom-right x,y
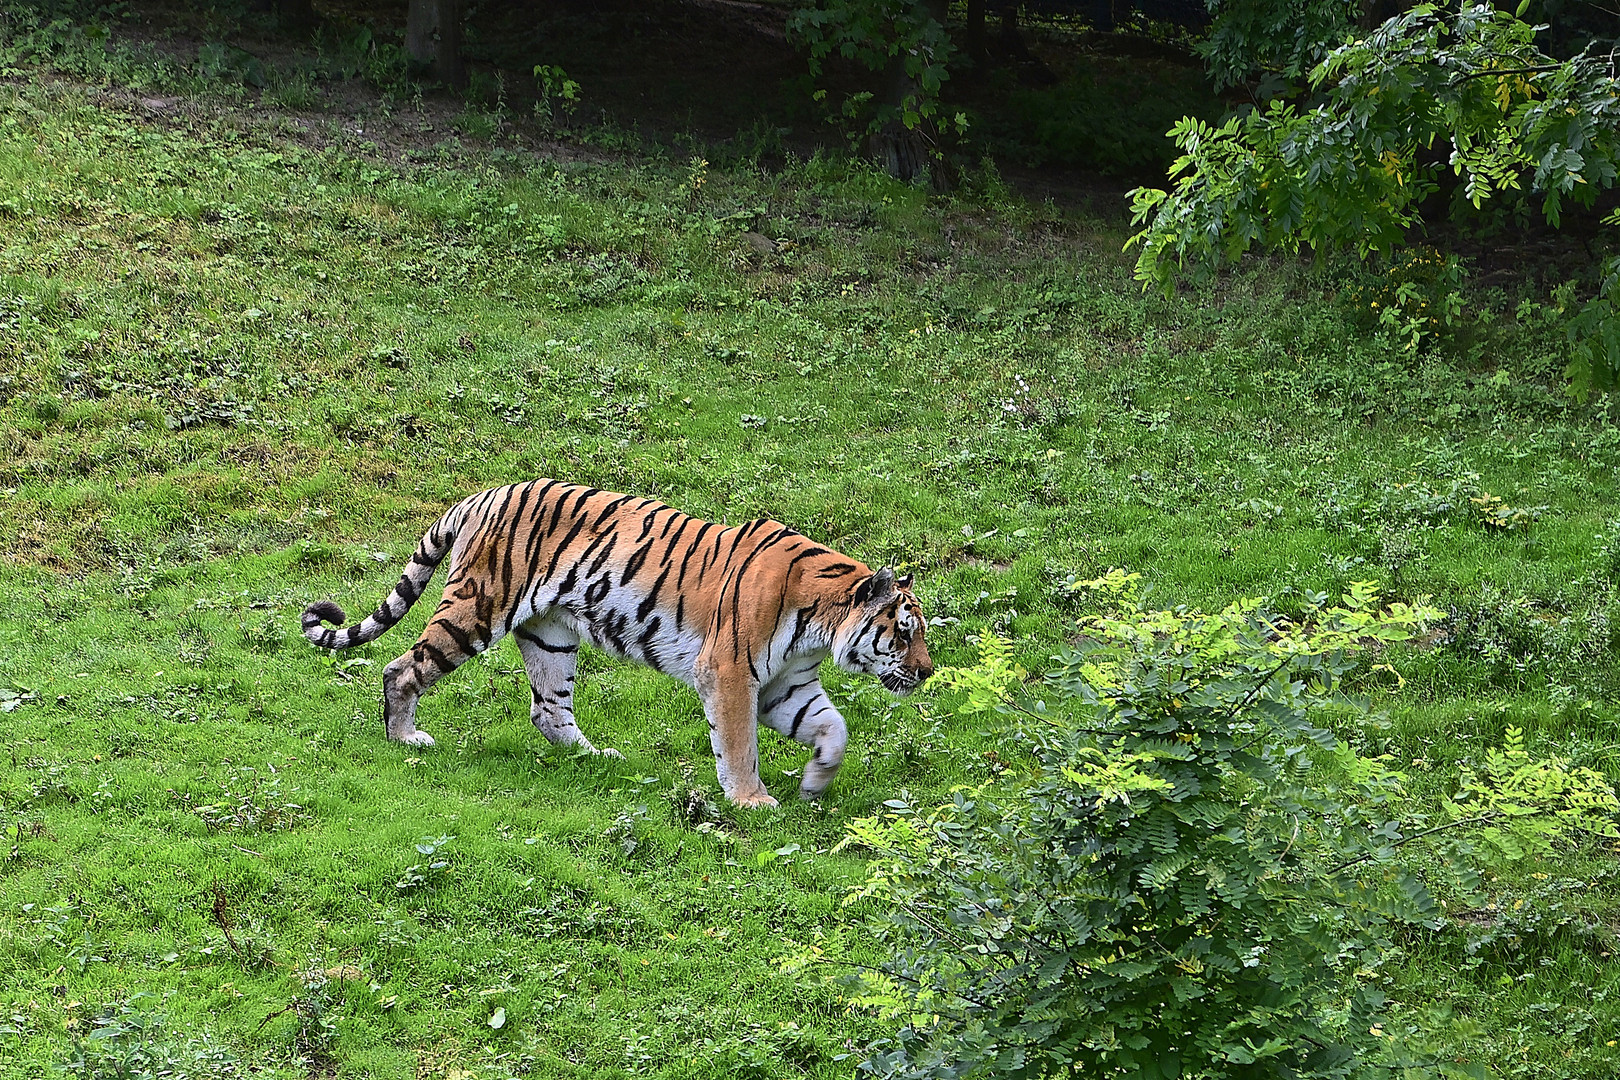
759,672 -> 847,801
695,660 -> 775,808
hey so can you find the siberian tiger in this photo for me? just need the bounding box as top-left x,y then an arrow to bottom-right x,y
301,480 -> 933,807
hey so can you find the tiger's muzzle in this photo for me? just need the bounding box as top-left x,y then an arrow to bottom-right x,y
880,662 -> 934,695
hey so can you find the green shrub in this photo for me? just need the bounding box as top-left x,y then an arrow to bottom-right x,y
828,574 -> 1616,1079
1343,247 -> 1469,356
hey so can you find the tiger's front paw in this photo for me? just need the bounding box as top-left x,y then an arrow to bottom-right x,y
397,730 -> 435,748
730,789 -> 779,809
596,747 -> 624,760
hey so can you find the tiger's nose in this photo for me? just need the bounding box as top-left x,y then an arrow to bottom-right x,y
914,661 -> 934,685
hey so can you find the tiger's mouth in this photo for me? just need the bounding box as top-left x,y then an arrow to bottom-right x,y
880,670 -> 925,695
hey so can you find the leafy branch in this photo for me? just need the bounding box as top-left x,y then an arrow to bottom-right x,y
1129,3 -> 1620,394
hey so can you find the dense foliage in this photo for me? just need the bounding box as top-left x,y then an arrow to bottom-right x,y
789,0 -> 958,144
832,575 -> 1617,1078
1199,0 -> 1362,94
1129,3 -> 1620,394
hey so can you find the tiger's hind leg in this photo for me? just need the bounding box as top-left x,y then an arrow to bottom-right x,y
758,669 -> 847,801
381,586 -> 510,748
515,618 -> 620,758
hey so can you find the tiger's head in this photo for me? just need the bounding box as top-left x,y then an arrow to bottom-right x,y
832,567 -> 934,694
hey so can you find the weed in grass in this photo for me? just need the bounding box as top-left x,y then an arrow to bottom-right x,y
195,41 -> 265,90
515,889 -> 649,946
61,998 -> 241,1080
208,883 -> 277,972
125,683 -> 232,726
188,763 -> 310,833
1319,469 -> 1475,538
1345,245 -> 1471,356
1374,521 -> 1430,597
1453,869 -> 1616,970
667,762 -> 724,831
239,612 -> 286,653
259,963 -> 340,1077
996,371 -> 1078,433
395,833 -> 455,891
264,66 -> 322,111
1439,582 -> 1620,697
531,64 -> 580,134
603,802 -> 655,861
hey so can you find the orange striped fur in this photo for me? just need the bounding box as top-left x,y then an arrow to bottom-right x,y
302,480 -> 932,806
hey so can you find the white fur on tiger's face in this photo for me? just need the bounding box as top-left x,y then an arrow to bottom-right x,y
300,480 -> 933,809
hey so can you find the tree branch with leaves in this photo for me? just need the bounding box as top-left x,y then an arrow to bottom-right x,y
1130,2 -> 1620,395
789,0 -> 968,182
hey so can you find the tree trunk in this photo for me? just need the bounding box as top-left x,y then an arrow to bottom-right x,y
405,0 -> 466,89
966,0 -> 987,67
868,0 -> 949,184
867,122 -> 929,184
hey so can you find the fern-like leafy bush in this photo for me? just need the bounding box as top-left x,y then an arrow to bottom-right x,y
827,575 -> 1616,1080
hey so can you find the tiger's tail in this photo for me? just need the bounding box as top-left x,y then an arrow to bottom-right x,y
301,506 -> 463,650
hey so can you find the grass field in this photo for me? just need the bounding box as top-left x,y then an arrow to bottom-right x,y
2,22 -> 1620,1079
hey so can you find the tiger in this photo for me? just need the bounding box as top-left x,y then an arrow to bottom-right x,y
301,480 -> 934,807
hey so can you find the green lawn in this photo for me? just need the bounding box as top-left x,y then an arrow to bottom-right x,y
1,50 -> 1619,1080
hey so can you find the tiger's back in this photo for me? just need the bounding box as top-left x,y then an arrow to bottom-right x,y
302,480 -> 933,807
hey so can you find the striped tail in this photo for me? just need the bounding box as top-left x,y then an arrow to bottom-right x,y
301,510 -> 460,650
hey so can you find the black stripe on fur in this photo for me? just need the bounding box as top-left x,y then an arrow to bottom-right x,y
303,600 -> 347,630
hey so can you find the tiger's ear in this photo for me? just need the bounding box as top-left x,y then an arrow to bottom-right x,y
855,567 -> 896,605
896,573 -> 914,591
